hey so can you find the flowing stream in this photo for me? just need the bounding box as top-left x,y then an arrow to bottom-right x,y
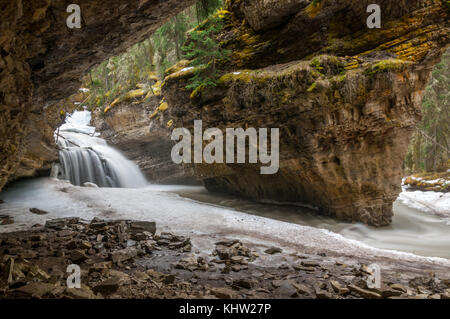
171,185 -> 450,259
0,111 -> 448,260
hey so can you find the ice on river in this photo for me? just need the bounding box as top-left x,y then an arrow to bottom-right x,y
0,178 -> 449,270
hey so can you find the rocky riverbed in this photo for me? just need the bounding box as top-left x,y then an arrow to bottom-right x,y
1,217 -> 450,299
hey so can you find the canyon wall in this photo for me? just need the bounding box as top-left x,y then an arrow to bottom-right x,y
162,0 -> 450,226
0,0 -> 449,226
0,0 -> 194,190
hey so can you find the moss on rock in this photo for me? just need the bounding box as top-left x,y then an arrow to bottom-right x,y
365,59 -> 409,76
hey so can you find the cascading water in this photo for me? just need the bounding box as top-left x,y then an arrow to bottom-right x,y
1,112 -> 447,260
55,111 -> 147,188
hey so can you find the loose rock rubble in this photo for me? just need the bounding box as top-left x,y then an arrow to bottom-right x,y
0,217 -> 450,299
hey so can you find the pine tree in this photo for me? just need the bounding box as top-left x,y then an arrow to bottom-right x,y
182,14 -> 230,91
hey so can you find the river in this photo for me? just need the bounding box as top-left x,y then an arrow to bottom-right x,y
0,111 -> 449,262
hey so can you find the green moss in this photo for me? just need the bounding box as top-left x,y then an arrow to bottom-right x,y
190,83 -> 208,101
365,59 -> 408,76
165,60 -> 190,77
311,58 -> 324,72
306,0 -> 322,18
307,82 -> 317,92
219,71 -> 253,84
164,65 -> 199,84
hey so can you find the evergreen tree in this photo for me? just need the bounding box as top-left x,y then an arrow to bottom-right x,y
81,1 -> 226,109
182,14 -> 230,91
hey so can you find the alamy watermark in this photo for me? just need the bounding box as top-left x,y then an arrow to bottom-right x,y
66,4 -> 81,29
66,264 -> 81,289
65,3 -> 381,30
367,4 -> 381,29
366,264 -> 381,289
171,120 -> 279,175
65,2 -> 382,173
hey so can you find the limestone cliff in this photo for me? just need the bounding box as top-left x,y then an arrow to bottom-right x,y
162,0 -> 450,226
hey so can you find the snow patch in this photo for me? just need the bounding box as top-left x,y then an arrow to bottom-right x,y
180,67 -> 194,72
397,190 -> 450,217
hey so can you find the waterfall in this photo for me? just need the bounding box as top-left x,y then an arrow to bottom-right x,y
56,111 -> 147,188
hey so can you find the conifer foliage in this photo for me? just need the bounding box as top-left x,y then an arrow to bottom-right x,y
82,1 -> 224,110
182,14 -> 231,91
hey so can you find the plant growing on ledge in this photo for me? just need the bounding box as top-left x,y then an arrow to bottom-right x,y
182,13 -> 230,97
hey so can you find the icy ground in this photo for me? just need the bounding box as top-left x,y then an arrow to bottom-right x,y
0,178 -> 449,274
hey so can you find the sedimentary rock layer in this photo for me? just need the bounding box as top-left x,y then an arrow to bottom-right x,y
162,0 -> 450,226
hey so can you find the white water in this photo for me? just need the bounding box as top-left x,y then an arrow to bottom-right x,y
56,111 -> 147,188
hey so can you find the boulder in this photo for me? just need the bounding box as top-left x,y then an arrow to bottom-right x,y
83,182 -> 98,188
92,277 -> 121,295
275,280 -> 298,297
163,0 -> 450,227
292,282 -> 311,295
348,284 -> 382,299
0,215 -> 14,225
70,250 -> 89,263
264,247 -> 283,255
65,285 -> 97,299
89,261 -> 113,275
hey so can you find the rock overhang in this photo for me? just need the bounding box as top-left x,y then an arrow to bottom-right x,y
161,0 -> 450,226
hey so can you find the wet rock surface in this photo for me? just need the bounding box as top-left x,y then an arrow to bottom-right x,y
1,217 -> 449,299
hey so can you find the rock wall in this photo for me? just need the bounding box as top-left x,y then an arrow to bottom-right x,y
0,0 -> 449,226
0,0 -> 194,190
162,0 -> 450,226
